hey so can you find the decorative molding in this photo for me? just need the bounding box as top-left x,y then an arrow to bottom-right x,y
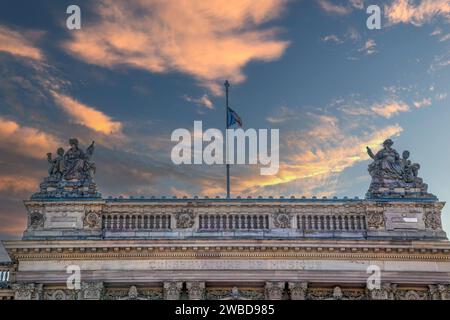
265,282 -> 285,300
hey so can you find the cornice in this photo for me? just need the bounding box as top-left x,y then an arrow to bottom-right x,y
5,239 -> 450,262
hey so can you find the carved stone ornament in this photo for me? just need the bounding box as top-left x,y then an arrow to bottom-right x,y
187,281 -> 205,300
83,211 -> 101,228
265,282 -> 285,300
163,282 -> 183,300
366,211 -> 385,230
272,208 -> 292,228
29,211 -> 45,229
288,282 -> 308,300
366,139 -> 435,199
175,208 -> 195,229
81,282 -> 104,300
367,283 -> 396,300
32,138 -> 101,199
206,287 -> 264,300
12,283 -> 43,300
424,211 -> 442,230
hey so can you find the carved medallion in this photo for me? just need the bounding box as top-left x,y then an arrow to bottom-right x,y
29,211 -> 45,229
424,211 -> 441,230
272,208 -> 291,228
366,211 -> 385,229
83,211 -> 101,228
175,208 -> 195,229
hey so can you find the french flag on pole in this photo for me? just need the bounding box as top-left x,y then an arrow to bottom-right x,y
227,107 -> 243,128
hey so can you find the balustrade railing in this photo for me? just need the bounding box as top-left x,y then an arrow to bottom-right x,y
297,214 -> 366,232
199,214 -> 269,230
102,214 -> 171,231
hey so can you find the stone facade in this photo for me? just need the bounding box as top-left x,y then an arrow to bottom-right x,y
2,138 -> 450,300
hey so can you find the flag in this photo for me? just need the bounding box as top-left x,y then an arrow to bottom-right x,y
227,107 -> 242,128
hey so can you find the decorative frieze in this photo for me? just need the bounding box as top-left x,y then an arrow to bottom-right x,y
12,283 -> 43,300
187,281 -> 205,300
288,282 -> 308,300
265,282 -> 285,300
367,283 -> 396,300
163,281 -> 183,300
81,282 -> 104,300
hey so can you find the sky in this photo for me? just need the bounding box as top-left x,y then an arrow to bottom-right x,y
0,0 -> 450,239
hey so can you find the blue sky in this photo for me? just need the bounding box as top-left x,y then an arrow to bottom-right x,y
0,0 -> 450,238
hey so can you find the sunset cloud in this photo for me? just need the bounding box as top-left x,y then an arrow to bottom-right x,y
62,0 -> 289,94
317,0 -> 353,15
371,101 -> 410,118
0,25 -> 44,61
184,94 -> 214,110
51,91 -> 123,135
0,117 -> 60,159
0,176 -> 38,194
385,0 -> 450,26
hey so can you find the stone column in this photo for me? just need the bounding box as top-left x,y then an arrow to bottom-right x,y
288,282 -> 308,300
265,282 -> 285,300
186,281 -> 205,300
12,283 -> 43,300
80,282 -> 104,300
163,281 -> 183,300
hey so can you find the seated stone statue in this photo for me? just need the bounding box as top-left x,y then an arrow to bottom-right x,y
63,138 -> 95,182
366,139 -> 432,198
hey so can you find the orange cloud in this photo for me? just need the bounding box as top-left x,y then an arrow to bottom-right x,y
62,0 -> 289,94
51,91 -> 122,135
385,0 -> 450,26
0,25 -> 44,61
200,111 -> 403,197
0,176 -> 38,194
317,0 -> 352,15
371,101 -> 410,118
0,117 -> 60,159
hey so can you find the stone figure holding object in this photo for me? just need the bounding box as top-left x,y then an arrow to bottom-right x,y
366,139 -> 432,199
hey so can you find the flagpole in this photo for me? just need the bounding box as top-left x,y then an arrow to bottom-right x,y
225,80 -> 231,199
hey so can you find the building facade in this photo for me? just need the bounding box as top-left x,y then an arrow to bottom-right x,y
1,138 -> 450,300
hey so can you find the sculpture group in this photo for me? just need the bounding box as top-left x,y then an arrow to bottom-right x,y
32,138 -> 100,199
366,139 -> 432,198
47,138 -> 96,182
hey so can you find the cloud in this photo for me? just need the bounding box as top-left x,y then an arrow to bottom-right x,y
385,0 -> 450,26
51,91 -> 123,135
0,25 -> 44,61
349,0 -> 365,10
266,106 -> 303,123
413,98 -> 432,108
371,101 -> 410,118
222,114 -> 404,196
359,39 -> 377,55
322,34 -> 344,44
317,0 -> 352,15
0,176 -> 38,194
0,117 -> 61,159
184,94 -> 214,110
62,0 -> 290,94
